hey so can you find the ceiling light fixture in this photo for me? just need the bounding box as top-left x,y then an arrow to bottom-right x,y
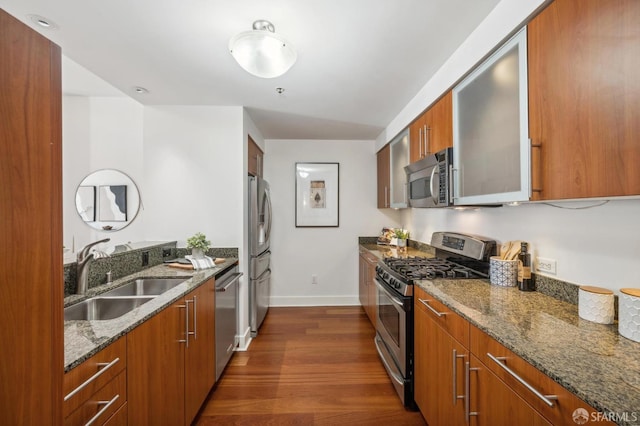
28,14 -> 58,30
229,20 -> 297,79
133,86 -> 149,94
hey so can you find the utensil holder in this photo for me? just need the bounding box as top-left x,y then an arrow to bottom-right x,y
578,286 -> 614,324
619,288 -> 640,342
489,256 -> 518,287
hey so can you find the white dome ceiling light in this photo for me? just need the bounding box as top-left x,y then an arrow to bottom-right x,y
229,20 -> 297,79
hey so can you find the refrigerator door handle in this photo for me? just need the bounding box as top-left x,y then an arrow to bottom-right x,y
264,188 -> 272,246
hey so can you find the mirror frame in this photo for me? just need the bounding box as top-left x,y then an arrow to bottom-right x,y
74,169 -> 141,232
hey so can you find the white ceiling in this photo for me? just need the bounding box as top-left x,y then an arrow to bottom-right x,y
1,0 -> 500,140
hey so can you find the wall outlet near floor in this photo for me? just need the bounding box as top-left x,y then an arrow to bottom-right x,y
311,274 -> 318,285
536,257 -> 557,275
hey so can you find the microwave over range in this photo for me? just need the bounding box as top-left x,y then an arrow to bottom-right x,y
404,147 -> 453,208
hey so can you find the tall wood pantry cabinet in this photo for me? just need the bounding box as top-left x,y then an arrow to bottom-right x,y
0,9 -> 64,424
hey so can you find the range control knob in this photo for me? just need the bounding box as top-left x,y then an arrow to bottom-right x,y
383,272 -> 390,279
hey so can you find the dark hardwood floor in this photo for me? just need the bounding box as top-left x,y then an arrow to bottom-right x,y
195,306 -> 426,425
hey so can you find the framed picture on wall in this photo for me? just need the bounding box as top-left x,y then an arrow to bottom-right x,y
99,185 -> 128,221
295,162 -> 339,227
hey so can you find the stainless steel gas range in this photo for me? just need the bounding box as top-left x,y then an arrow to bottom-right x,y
373,232 -> 497,407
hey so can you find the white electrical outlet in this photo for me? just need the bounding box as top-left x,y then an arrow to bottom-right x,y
536,257 -> 557,275
312,274 -> 318,285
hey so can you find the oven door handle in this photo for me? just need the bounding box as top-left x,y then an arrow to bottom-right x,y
374,335 -> 404,386
374,278 -> 405,310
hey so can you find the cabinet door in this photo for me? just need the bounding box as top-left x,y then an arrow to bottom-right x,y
185,279 -> 216,425
469,355 -> 551,426
358,253 -> 369,313
453,28 -> 530,205
409,114 -> 426,163
414,300 -> 467,426
377,145 -> 391,208
528,0 -> 640,200
127,301 -> 186,425
248,135 -> 264,177
0,9 -> 63,424
427,91 -> 453,154
365,256 -> 378,324
389,130 -> 410,208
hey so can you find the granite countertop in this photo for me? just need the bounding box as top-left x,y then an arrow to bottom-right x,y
360,243 -> 640,425
64,258 -> 238,372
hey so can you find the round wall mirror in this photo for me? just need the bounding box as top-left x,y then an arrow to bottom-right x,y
75,169 -> 141,231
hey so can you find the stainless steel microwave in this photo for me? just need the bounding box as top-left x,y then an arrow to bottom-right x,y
404,147 -> 453,208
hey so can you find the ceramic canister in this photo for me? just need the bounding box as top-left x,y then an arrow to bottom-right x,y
578,286 -> 615,324
489,256 -> 518,287
619,288 -> 640,343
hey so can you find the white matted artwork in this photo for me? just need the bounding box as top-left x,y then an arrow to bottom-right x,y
295,162 -> 339,227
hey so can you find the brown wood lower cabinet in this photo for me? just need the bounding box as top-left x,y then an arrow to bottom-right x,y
358,249 -> 378,325
127,279 -> 216,425
63,337 -> 127,425
468,355 -> 551,426
414,286 -> 610,426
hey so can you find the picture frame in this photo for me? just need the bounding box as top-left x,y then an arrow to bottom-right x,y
295,162 -> 339,227
99,185 -> 128,222
75,185 -> 96,222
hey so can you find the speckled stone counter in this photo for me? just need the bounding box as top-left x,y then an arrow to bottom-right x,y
415,279 -> 640,424
360,243 -> 640,425
64,258 -> 238,372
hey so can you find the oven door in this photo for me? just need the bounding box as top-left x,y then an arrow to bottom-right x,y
374,277 -> 408,376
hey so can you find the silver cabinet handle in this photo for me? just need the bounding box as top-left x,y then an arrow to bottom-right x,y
191,296 -> 197,340
384,186 -> 388,207
64,357 -> 120,401
418,127 -> 423,158
178,303 -> 188,347
487,353 -> 558,407
448,164 -> 454,203
531,138 -> 543,193
452,349 -> 466,405
465,361 -> 479,424
422,124 -> 427,157
425,125 -> 431,155
84,394 -> 119,426
418,298 -> 447,317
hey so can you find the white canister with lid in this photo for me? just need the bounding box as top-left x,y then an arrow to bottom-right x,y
578,286 -> 614,324
619,288 -> 640,343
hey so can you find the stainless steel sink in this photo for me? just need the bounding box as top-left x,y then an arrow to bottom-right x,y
101,277 -> 188,297
64,296 -> 155,321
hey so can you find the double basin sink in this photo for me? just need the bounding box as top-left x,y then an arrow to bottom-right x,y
64,277 -> 188,321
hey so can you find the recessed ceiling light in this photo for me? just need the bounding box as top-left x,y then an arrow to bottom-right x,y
133,87 -> 149,94
275,87 -> 285,94
28,14 -> 58,30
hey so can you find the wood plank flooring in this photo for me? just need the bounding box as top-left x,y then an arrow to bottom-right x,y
195,306 -> 426,425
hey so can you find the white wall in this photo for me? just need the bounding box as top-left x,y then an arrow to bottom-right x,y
142,106 -> 244,247
379,0 -> 639,293
62,96 -> 145,254
264,139 -> 403,306
403,200 -> 640,292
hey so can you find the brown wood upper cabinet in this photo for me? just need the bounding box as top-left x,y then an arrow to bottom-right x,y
377,144 -> 391,208
409,91 -> 453,164
248,135 -> 264,177
528,0 -> 640,200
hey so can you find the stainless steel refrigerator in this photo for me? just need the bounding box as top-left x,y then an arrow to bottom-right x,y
248,176 -> 272,337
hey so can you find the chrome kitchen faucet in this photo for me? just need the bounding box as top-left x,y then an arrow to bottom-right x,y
76,238 -> 110,295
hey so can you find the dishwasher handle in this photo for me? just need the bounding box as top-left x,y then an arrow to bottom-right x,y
216,272 -> 243,292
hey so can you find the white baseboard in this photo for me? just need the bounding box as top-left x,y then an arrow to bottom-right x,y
235,326 -> 252,351
269,295 -> 360,307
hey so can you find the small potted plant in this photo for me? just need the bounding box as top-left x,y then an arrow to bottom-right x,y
187,232 -> 211,259
394,229 -> 410,248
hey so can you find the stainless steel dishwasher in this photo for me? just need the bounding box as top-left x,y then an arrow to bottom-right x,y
215,266 -> 242,381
